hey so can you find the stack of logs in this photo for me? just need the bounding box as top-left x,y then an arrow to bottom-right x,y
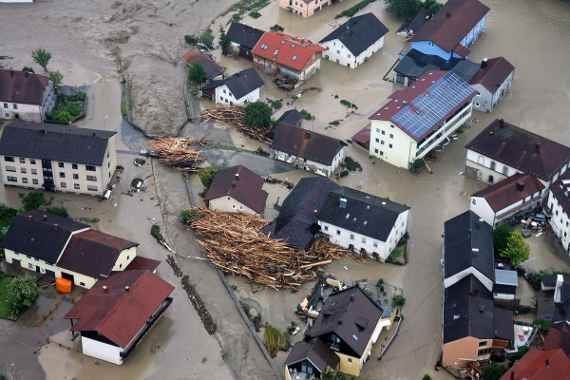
187,208 -> 351,289
200,106 -> 271,143
150,137 -> 204,172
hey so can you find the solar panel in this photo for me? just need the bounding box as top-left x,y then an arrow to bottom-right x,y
392,72 -> 474,141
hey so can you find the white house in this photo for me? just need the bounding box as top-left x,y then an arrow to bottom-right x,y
470,173 -> 545,227
317,187 -> 410,261
3,211 -> 141,289
65,270 -> 174,365
271,124 -> 346,177
320,13 -> 388,69
369,71 -> 475,170
213,68 -> 264,106
465,119 -> 570,187
470,57 -> 515,112
547,174 -> 570,256
203,165 -> 268,216
0,121 -> 117,197
0,69 -> 55,122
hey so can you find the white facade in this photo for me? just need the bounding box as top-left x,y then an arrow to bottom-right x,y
81,336 -> 124,365
0,81 -> 55,122
470,192 -> 542,227
272,147 -> 345,177
318,210 -> 409,261
321,36 -> 384,69
547,190 -> 570,255
214,85 -> 261,106
0,137 -> 117,197
208,196 -> 259,216
472,71 -> 514,113
370,102 -> 473,169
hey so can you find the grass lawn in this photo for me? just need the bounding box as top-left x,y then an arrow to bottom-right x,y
0,274 -> 14,320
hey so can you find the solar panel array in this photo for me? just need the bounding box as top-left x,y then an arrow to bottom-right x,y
392,72 -> 474,141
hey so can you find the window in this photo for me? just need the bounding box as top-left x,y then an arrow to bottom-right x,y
58,162 -> 64,168
19,157 -> 25,164
86,165 -> 96,172
13,104 -> 17,110
381,130 -> 385,135
490,161 -> 496,171
74,183 -> 80,190
22,178 -> 28,184
32,179 -> 38,185
336,230 -> 341,235
350,234 -> 354,240
86,175 -> 97,182
389,134 -> 394,139
4,156 -> 14,162
478,341 -> 487,347
20,168 -> 26,174
30,159 -> 36,164
324,225 -> 328,231
375,138 -> 379,143
80,282 -> 86,286
3,103 -> 6,108
389,144 -> 393,148
31,169 -> 37,175
361,237 -> 366,243
7,176 -> 17,183
87,185 -> 98,192
72,164 -> 78,170
373,242 -> 378,248
374,149 -> 379,154
380,151 -> 384,156
60,182 -> 67,188
5,166 -> 16,172
59,172 -> 65,178
73,174 -> 79,180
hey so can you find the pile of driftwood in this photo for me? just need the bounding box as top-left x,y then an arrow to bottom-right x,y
200,106 -> 271,143
186,208 -> 351,289
150,137 -> 204,172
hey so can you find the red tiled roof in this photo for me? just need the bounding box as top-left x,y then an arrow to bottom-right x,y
252,32 -> 324,72
351,127 -> 370,149
472,173 -> 544,212
0,69 -> 50,105
500,348 -> 570,380
124,256 -> 161,272
411,0 -> 490,52
470,57 -> 515,92
65,270 -> 174,348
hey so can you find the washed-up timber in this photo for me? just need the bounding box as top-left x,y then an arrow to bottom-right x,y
150,137 -> 204,172
185,208 -> 352,289
200,106 -> 272,143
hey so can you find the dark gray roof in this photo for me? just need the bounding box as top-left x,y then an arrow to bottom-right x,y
264,177 -> 341,250
317,187 -> 409,241
218,68 -> 263,99
3,211 -> 89,265
285,339 -> 339,373
0,121 -> 116,166
394,49 -> 461,80
539,275 -> 570,322
396,8 -> 431,34
444,275 -> 513,343
320,13 -> 388,57
444,211 -> 495,282
276,109 -> 304,128
227,22 -> 264,50
307,286 -> 383,357
450,59 -> 481,82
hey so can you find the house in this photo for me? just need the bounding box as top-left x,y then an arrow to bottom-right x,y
320,13 -> 389,69
396,8 -> 432,38
3,211 -> 143,289
278,0 -> 341,18
500,322 -> 570,380
546,173 -> 570,255
537,274 -> 570,323
284,339 -> 339,380
317,187 -> 410,261
203,165 -> 268,216
470,173 -> 545,227
465,119 -> 570,187
183,49 -> 224,81
369,70 -> 476,170
470,57 -> 515,112
226,22 -> 264,60
442,211 -> 514,370
393,49 -> 460,86
410,0 -> 490,61
0,121 -> 117,197
65,270 -> 174,365
271,124 -> 346,177
212,68 -> 264,106
276,109 -> 304,128
263,177 -> 341,250
252,32 -> 324,82
0,69 -> 56,122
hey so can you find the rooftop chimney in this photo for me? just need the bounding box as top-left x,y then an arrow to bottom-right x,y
516,181 -> 525,192
545,359 -> 550,368
235,172 -> 240,180
339,197 -> 347,209
102,285 -> 108,292
481,57 -> 488,68
125,286 -> 130,292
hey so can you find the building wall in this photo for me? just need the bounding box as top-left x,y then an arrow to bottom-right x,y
472,71 -> 513,113
322,36 -> 384,69
208,196 -> 259,216
442,336 -> 489,369
272,147 -> 344,177
369,120 -> 417,169
459,16 -> 487,48
465,149 -> 521,185
547,191 -> 570,254
336,352 -> 361,377
278,0 -> 333,17
81,336 -> 124,365
469,196 -> 496,226
111,246 -> 138,272
215,84 -> 261,106
0,102 -> 43,122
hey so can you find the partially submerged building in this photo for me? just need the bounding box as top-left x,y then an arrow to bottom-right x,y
537,274 -> 570,323
209,68 -> 264,106
470,57 -> 515,112
278,0 -> 340,18
0,69 -> 56,122
546,173 -> 570,255
226,22 -> 264,60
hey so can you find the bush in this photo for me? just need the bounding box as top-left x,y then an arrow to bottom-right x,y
180,209 -> 203,225
299,109 -> 315,120
199,30 -> 215,49
21,192 -> 46,211
267,99 -> 283,110
198,167 -> 219,189
46,207 -> 69,218
187,63 -> 207,85
481,362 -> 507,380
150,224 -> 165,244
249,11 -> 261,18
0,205 -> 18,241
494,224 -> 512,253
344,156 -> 362,172
263,324 -> 289,357
392,294 -> 406,308
534,319 -> 552,333
184,34 -> 199,46
244,102 -> 273,131
48,94 -> 85,123
6,276 -> 39,317
340,99 -> 358,109
422,376 -> 433,380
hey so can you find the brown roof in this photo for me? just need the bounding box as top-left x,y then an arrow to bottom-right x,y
466,119 -> 570,181
203,165 -> 268,214
65,270 -> 174,347
252,32 -> 324,72
411,0 -> 490,52
183,49 -> 224,80
271,124 -> 346,166
472,173 -> 544,212
285,339 -> 339,373
0,69 -> 50,105
471,57 -> 515,92
57,229 -> 139,279
124,256 -> 161,272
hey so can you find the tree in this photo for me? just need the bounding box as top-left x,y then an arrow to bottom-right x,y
187,63 -> 207,86
198,167 -> 218,188
481,362 -> 507,380
385,0 -> 421,20
244,102 -> 272,131
199,30 -> 215,50
32,48 -> 52,72
219,29 -> 231,55
48,70 -> 64,93
500,230 -> 530,267
20,192 -> 46,211
493,224 -> 512,253
392,294 -> 406,308
423,0 -> 443,14
6,276 -> 39,317
422,375 -> 433,380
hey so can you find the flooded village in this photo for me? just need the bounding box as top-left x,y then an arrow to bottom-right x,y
1,0 -> 570,380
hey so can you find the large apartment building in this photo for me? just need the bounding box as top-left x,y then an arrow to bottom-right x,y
0,121 -> 117,197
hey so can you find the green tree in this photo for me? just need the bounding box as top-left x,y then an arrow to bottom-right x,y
187,63 -> 207,86
199,30 -> 215,50
500,230 -> 530,267
385,0 -> 421,20
48,70 -> 64,93
494,224 -> 512,253
198,167 -> 218,188
322,369 -> 355,380
481,362 -> 507,380
32,48 -> 52,72
392,294 -> 406,308
21,192 -> 46,211
53,110 -> 73,123
219,29 -> 231,55
244,102 -> 272,131
6,276 -> 39,317
423,0 -> 443,14
0,205 -> 18,241
422,375 -> 433,380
